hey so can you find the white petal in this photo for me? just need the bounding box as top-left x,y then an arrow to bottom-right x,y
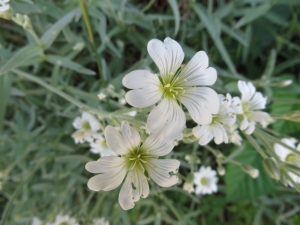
192,125 -> 213,146
105,126 -> 129,155
211,123 -> 228,144
240,117 -> 249,131
85,156 -> 124,173
73,117 -> 81,129
142,130 -> 175,156
163,37 -> 185,74
145,159 -> 180,187
178,51 -> 217,86
122,70 -> 160,89
249,92 -> 267,110
245,122 -> 255,134
250,111 -> 270,125
238,81 -> 256,103
119,174 -> 135,210
132,169 -> 149,199
147,99 -> 186,140
179,87 -> 220,125
125,88 -> 162,108
87,161 -> 127,191
147,38 -> 184,80
118,169 -> 150,211
121,121 -> 141,150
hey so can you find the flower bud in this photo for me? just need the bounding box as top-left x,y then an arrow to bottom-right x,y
184,154 -> 200,165
240,164 -> 259,178
217,165 -> 225,176
263,158 -> 280,181
183,173 -> 194,193
22,15 -> 32,30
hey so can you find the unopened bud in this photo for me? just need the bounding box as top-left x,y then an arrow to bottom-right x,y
263,158 -> 280,181
183,173 -> 194,193
22,15 -> 32,30
278,79 -> 292,87
118,97 -> 126,105
185,154 -> 200,165
240,164 -> 259,178
217,165 -> 226,176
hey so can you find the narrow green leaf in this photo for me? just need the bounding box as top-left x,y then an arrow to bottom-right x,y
263,49 -> 276,78
46,55 -> 96,75
234,4 -> 271,29
221,23 -> 248,47
192,3 -> 238,77
0,45 -> 43,75
0,73 -> 12,131
40,8 -> 80,49
167,0 -> 180,36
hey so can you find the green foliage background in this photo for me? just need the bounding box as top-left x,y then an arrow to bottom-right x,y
0,0 -> 300,224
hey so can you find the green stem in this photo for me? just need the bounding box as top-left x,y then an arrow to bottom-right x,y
243,131 -> 268,159
12,69 -> 109,118
78,0 -> 105,86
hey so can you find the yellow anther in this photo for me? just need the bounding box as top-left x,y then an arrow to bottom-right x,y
170,72 -> 175,76
184,79 -> 188,82
164,83 -> 171,88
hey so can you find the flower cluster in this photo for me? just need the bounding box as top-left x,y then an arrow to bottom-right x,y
70,37 -> 300,210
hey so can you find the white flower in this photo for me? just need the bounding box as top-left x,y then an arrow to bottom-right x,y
72,112 -> 100,143
85,122 -> 180,210
194,166 -> 218,195
274,138 -> 300,187
192,94 -> 236,145
274,138 -> 300,163
53,215 -> 78,225
238,81 -> 272,134
89,135 -> 117,157
92,218 -> 109,225
0,0 -> 9,12
122,37 -> 220,139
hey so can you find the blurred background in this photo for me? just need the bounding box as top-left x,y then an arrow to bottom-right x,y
0,0 -> 300,224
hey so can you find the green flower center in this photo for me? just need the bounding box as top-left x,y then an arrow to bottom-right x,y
286,153 -> 300,164
200,177 -> 209,186
124,147 -> 156,172
159,66 -> 187,100
82,121 -> 91,131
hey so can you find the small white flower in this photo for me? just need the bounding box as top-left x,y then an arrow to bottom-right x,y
0,0 -> 9,12
85,122 -> 180,210
123,37 -> 220,140
192,94 -> 236,145
194,166 -> 218,195
89,135 -> 117,157
98,92 -> 107,100
274,138 -> 300,187
238,81 -> 272,134
72,112 -> 100,143
92,218 -> 109,225
183,181 -> 194,193
53,215 -> 78,225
